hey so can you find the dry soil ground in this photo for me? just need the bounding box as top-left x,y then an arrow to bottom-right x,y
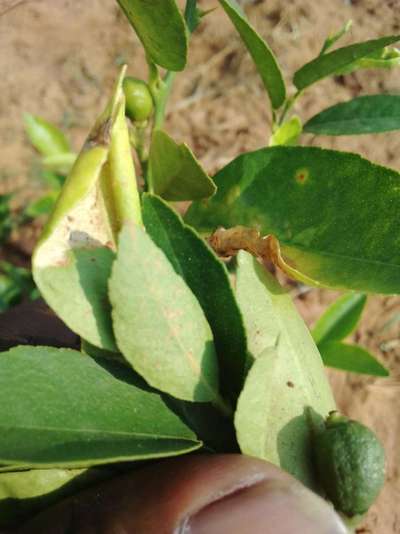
1,0 -> 400,532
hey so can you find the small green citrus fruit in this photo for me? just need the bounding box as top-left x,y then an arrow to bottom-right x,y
123,77 -> 154,122
314,411 -> 385,517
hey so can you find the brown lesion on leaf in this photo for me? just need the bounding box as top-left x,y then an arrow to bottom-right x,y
85,117 -> 112,149
208,226 -> 284,267
287,381 -> 295,388
295,167 -> 310,185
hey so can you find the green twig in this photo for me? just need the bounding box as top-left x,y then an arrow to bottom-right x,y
277,90 -> 302,126
152,71 -> 177,130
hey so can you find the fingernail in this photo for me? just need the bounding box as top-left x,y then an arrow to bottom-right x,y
184,479 -> 347,534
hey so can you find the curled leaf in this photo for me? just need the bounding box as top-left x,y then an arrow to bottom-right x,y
33,67 -> 141,350
335,46 -> 400,75
294,35 -> 400,90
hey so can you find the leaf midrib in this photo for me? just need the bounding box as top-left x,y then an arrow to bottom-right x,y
308,116 -> 400,129
0,424 -> 196,442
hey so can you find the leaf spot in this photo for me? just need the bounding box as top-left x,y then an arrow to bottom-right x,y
286,381 -> 295,388
295,168 -> 309,185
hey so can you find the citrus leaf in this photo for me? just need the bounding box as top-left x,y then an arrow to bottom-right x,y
24,115 -> 70,157
234,252 -> 335,488
218,0 -> 285,109
294,35 -> 400,90
318,341 -> 389,377
25,192 -> 59,218
0,194 -> 13,244
142,194 -> 247,404
312,293 -> 367,345
235,255 -> 278,362
184,0 -> 202,33
117,0 -> 187,71
42,152 -> 77,175
185,146 -> 400,295
0,346 -> 200,469
335,46 -> 400,75
32,67 -> 141,351
149,130 -> 216,201
269,116 -> 302,146
304,95 -> 400,135
109,223 -> 222,404
39,171 -> 65,189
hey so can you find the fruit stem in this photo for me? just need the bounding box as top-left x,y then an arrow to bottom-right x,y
326,410 -> 349,428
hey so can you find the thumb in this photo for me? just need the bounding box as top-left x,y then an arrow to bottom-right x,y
16,454 -> 347,534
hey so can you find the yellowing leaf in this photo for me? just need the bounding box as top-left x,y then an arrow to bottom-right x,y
33,67 -> 141,350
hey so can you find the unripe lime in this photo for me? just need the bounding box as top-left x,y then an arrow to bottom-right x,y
123,77 -> 154,122
314,411 -> 385,517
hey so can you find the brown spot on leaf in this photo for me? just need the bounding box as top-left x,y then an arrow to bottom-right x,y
295,168 -> 309,184
86,117 -> 112,148
287,381 -> 294,388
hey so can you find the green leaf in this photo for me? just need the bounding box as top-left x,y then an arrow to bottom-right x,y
234,252 -> 335,488
42,152 -> 77,176
319,20 -> 353,55
0,262 -> 36,312
0,194 -> 13,244
359,45 -> 400,68
117,0 -> 187,71
312,293 -> 367,345
148,130 -> 216,201
25,192 -> 59,218
185,146 -> 400,295
218,0 -> 285,109
269,116 -> 302,146
184,0 -> 201,33
0,467 -> 115,527
293,35 -> 400,90
335,46 -> 400,75
32,67 -> 142,351
24,115 -> 70,157
304,95 -> 400,136
40,170 -> 65,189
235,256 -> 278,362
0,346 -> 201,468
109,223 -> 222,405
35,247 -> 116,348
142,194 -> 247,404
318,341 -> 389,377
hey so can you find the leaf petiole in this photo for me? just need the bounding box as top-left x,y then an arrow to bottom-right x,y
276,90 -> 303,127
